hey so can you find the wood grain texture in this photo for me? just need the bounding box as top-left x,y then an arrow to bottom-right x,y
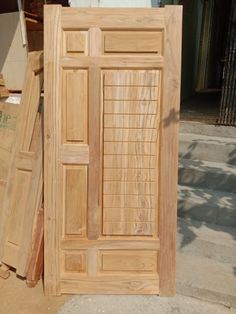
102,70 -> 159,237
61,7 -> 165,29
158,6 -> 182,296
0,102 -> 19,216
0,74 -> 9,97
103,31 -> 162,54
64,166 -> 87,236
99,250 -> 158,273
44,5 -> 61,296
26,206 -> 44,288
44,5 -> 182,295
62,70 -> 88,143
66,31 -> 86,53
0,52 -> 43,280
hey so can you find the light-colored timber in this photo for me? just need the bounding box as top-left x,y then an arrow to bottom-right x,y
0,51 -> 43,279
44,5 -> 182,295
0,102 -> 19,216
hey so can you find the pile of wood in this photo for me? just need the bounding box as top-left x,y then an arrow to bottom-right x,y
0,51 -> 43,287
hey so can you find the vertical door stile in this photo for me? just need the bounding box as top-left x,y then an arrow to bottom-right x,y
88,27 -> 102,240
44,5 -> 62,296
158,6 -> 182,296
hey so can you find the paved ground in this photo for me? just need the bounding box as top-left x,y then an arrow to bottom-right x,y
57,295 -> 236,314
0,271 -> 69,314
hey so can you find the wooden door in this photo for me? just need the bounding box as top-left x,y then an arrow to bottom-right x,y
0,52 -> 43,277
0,102 -> 19,213
44,5 -> 182,295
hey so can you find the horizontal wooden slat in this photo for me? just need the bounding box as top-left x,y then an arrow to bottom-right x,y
104,32 -> 162,54
103,222 -> 153,236
60,144 -> 89,164
61,239 -> 160,250
104,168 -> 156,181
104,142 -> 156,155
104,86 -> 158,101
104,155 -> 156,169
104,114 -> 157,128
104,70 -> 159,86
104,129 -> 157,142
61,56 -> 164,68
61,7 -> 165,29
103,208 -> 155,222
104,101 -> 157,114
103,195 -> 156,209
60,277 -> 159,294
103,181 -> 155,195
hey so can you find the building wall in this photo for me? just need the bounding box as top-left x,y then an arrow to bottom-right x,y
0,12 -> 27,90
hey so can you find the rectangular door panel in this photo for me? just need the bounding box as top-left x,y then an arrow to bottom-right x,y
44,5 -> 182,295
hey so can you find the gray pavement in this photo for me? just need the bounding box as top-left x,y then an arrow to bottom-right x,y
57,295 -> 236,314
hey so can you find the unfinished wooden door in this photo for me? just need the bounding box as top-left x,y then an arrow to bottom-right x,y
44,5 -> 182,295
0,52 -> 43,277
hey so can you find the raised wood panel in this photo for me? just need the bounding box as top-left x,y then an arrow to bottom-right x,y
64,251 -> 87,273
104,70 -> 159,86
6,170 -> 31,246
103,195 -> 156,209
104,129 -> 157,142
103,31 -> 163,54
103,182 -> 155,195
104,86 -> 158,100
64,31 -> 87,55
103,142 -> 156,156
102,69 -> 159,237
99,250 -> 158,273
62,69 -> 88,143
104,114 -> 157,128
103,169 -> 156,181
104,101 -> 157,114
64,166 -> 87,236
103,208 -> 154,222
103,222 -> 154,236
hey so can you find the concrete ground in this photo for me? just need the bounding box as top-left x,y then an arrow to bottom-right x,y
0,270 -> 69,314
58,295 -> 236,314
0,271 -> 235,314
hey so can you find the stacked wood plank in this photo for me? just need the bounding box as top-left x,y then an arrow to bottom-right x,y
0,74 -> 9,97
0,51 -> 43,286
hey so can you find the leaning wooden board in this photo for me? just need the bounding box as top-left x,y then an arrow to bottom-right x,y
44,5 -> 182,295
0,102 -> 19,214
0,51 -> 43,278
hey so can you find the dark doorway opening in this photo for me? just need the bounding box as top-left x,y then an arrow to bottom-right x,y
180,0 -> 233,125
